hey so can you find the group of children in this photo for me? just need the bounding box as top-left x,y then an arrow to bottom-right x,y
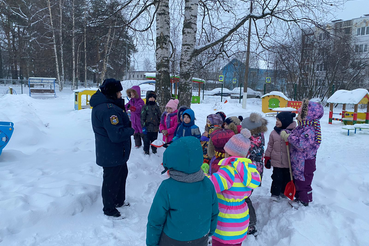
124,85 -> 323,245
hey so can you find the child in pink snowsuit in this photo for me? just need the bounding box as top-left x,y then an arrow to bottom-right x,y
125,86 -> 145,147
159,99 -> 179,143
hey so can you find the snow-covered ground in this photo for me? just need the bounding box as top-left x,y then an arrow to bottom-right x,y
1,85 -> 369,246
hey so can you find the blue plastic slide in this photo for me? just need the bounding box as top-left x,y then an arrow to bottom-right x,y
0,122 -> 14,155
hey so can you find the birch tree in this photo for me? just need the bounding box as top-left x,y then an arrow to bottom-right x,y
155,0 -> 171,112
59,0 -> 65,89
47,0 -> 62,90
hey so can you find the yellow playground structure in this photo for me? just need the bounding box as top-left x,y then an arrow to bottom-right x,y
74,89 -> 97,110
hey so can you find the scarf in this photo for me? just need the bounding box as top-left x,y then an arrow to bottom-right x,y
274,126 -> 284,134
298,119 -> 322,144
168,169 -> 205,183
160,111 -> 177,129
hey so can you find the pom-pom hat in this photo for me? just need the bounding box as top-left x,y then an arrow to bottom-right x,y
224,129 -> 251,157
277,112 -> 296,129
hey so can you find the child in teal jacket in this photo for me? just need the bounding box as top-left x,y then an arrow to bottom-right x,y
146,137 -> 219,246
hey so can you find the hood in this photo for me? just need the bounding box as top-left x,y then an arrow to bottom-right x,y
126,86 -> 141,99
182,109 -> 195,126
299,99 -> 324,121
218,157 -> 252,186
163,136 -> 203,174
177,106 -> 189,122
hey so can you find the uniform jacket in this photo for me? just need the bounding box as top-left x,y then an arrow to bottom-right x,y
90,90 -> 134,167
125,86 -> 145,134
265,122 -> 296,168
146,137 -> 219,246
208,157 -> 261,244
173,109 -> 201,141
141,101 -> 161,133
159,110 -> 178,143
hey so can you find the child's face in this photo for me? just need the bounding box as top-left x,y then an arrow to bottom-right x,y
116,91 -> 122,99
207,119 -> 211,125
225,152 -> 230,158
148,97 -> 155,102
183,114 -> 191,124
166,107 -> 173,113
276,118 -> 282,127
224,123 -> 230,129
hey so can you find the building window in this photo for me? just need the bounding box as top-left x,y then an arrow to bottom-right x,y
357,28 -> 361,35
344,27 -> 351,35
367,27 -> 369,35
365,44 -> 368,52
361,27 -> 366,35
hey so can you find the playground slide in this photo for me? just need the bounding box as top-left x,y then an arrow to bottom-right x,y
0,121 -> 14,155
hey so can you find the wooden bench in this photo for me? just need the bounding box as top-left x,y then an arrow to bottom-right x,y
342,125 -> 355,136
30,89 -> 55,94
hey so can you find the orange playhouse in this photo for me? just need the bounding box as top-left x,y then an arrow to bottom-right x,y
261,91 -> 302,114
327,89 -> 369,125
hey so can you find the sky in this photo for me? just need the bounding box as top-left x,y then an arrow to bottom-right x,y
1,83 -> 369,245
131,0 -> 368,71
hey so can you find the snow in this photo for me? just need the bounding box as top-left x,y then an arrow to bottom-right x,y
204,87 -> 233,95
261,91 -> 290,101
1,85 -> 369,246
327,89 -> 369,104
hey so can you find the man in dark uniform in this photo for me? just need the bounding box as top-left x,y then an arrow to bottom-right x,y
90,78 -> 134,217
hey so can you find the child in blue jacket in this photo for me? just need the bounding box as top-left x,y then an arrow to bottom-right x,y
172,109 -> 201,141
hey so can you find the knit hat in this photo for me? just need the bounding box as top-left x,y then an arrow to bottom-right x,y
146,90 -> 156,100
177,106 -> 189,122
277,112 -> 296,129
224,129 -> 251,157
100,78 -> 122,98
207,114 -> 223,126
224,116 -> 241,126
166,99 -> 179,110
210,129 -> 235,152
216,111 -> 226,122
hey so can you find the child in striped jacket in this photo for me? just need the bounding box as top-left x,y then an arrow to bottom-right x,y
206,129 -> 261,246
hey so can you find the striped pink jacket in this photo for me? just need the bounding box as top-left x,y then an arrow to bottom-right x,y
208,157 -> 261,244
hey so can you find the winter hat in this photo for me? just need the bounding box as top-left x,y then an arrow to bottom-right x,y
177,106 -> 189,122
146,90 -> 156,100
216,111 -> 226,122
207,114 -> 223,126
224,116 -> 241,126
100,78 -> 122,98
166,99 -> 179,111
210,129 -> 235,152
242,112 -> 268,135
277,112 -> 296,129
224,129 -> 251,157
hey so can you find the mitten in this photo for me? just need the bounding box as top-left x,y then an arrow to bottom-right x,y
264,156 -> 271,169
201,163 -> 210,174
280,130 -> 290,142
142,127 -> 147,135
130,106 -> 136,112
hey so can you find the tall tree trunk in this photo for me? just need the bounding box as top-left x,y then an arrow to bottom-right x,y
47,0 -> 61,90
178,0 -> 198,108
99,25 -> 113,83
59,0 -> 65,90
84,3 -> 87,87
72,0 -> 76,89
155,0 -> 171,112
